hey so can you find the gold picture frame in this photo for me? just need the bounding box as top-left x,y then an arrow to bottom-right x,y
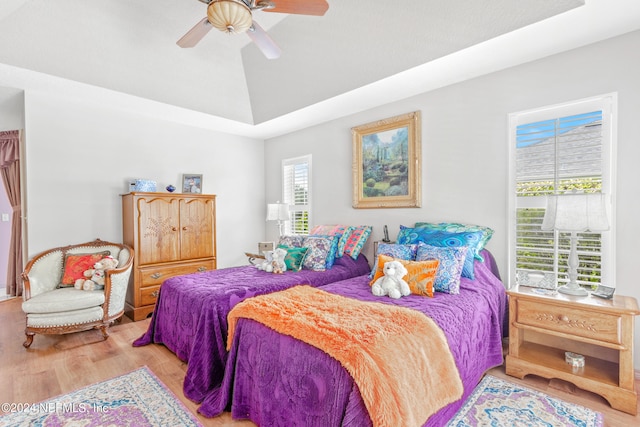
352,111 -> 422,208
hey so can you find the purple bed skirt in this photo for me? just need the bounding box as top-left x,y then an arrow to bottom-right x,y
133,254 -> 371,402
199,250 -> 507,426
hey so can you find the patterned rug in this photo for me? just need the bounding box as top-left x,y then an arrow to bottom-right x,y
0,366 -> 202,427
447,375 -> 603,426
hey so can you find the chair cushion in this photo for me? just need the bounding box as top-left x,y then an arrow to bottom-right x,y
22,288 -> 105,314
26,307 -> 105,328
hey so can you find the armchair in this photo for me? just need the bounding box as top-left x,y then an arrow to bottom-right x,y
21,239 -> 134,348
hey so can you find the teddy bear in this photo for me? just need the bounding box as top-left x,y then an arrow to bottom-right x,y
256,248 -> 287,274
74,256 -> 119,291
371,260 -> 411,299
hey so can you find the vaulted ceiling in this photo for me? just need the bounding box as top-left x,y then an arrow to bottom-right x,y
1,1 -> 639,138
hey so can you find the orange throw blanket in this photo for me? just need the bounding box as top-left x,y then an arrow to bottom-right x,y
227,285 -> 463,427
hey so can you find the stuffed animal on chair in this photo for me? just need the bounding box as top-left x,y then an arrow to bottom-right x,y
74,256 -> 119,291
371,260 -> 410,299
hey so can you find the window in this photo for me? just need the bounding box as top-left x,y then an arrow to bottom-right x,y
508,94 -> 616,289
282,155 -> 311,235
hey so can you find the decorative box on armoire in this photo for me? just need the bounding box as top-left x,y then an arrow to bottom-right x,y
122,192 -> 217,321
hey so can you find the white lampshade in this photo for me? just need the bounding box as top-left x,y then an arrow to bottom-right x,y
266,202 -> 290,222
541,193 -> 609,232
207,0 -> 253,34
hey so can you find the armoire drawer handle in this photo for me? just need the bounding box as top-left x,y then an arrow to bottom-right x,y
151,273 -> 162,279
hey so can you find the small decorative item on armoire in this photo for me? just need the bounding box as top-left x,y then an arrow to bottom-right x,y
131,179 -> 157,192
166,185 -> 176,193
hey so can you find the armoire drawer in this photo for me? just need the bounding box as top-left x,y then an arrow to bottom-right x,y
138,259 -> 216,287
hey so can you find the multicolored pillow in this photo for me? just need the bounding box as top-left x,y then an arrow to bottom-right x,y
397,226 -> 481,279
415,243 -> 466,294
278,245 -> 309,272
309,224 -> 348,237
278,234 -> 304,248
338,225 -> 372,259
302,236 -> 334,271
61,251 -> 110,286
369,243 -> 417,278
369,254 -> 439,297
414,222 -> 494,261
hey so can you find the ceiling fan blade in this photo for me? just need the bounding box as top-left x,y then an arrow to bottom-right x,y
247,21 -> 282,59
261,0 -> 329,16
177,17 -> 213,48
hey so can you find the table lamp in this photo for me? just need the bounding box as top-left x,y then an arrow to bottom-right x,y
541,193 -> 609,296
266,202 -> 290,236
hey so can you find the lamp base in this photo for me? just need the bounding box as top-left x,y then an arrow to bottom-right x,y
557,283 -> 589,296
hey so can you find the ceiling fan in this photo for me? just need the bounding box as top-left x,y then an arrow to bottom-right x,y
177,0 -> 329,59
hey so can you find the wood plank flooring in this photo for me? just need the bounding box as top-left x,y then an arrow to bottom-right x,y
1,297 -> 638,426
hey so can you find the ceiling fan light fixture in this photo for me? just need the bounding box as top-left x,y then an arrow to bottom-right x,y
207,0 -> 253,34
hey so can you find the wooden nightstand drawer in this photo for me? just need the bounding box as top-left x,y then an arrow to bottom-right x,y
516,299 -> 621,345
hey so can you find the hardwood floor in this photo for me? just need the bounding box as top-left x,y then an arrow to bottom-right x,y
1,296 -> 638,426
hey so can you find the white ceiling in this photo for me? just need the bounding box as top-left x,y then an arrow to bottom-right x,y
1,0 -> 640,139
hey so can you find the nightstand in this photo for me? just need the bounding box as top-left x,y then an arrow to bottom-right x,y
505,285 -> 640,414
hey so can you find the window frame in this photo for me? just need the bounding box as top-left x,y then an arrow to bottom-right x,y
281,154 -> 312,235
507,93 -> 617,289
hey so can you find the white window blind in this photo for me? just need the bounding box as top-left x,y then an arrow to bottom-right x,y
282,155 -> 311,235
508,94 -> 615,289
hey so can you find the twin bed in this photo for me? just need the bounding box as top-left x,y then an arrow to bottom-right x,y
134,225 -> 507,427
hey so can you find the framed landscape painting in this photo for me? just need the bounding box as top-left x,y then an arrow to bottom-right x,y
352,111 -> 421,208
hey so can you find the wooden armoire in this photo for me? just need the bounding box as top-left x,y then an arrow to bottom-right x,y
121,192 -> 217,321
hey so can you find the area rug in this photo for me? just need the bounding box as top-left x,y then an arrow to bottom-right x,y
0,366 -> 203,427
447,375 -> 603,426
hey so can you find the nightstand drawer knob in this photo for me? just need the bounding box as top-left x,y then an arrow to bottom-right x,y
197,266 -> 206,272
151,273 -> 162,279
151,290 -> 159,298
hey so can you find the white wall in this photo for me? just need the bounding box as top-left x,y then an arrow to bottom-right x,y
22,91 -> 265,268
265,30 -> 640,365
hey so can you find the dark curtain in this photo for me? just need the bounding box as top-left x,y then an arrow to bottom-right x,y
0,130 -> 22,296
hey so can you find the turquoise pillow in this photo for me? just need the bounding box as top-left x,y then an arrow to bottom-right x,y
415,243 -> 466,294
397,226 -> 482,279
278,245 -> 309,272
414,222 -> 494,261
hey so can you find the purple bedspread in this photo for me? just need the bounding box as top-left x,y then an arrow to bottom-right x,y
200,250 -> 507,426
133,254 -> 371,402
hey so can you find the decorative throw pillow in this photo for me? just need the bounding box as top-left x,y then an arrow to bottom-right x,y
61,251 -> 110,286
306,234 -> 340,269
278,245 -> 309,272
309,224 -> 348,237
278,234 -> 304,248
339,225 -> 372,259
415,243 -> 467,294
396,226 -> 481,279
369,243 -> 417,278
302,236 -> 334,271
369,254 -> 439,297
414,222 -> 494,261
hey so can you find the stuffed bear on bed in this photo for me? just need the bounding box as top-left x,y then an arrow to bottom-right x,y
371,260 -> 411,299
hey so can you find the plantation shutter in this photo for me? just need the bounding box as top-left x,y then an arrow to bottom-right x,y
510,95 -> 614,289
282,155 -> 311,235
